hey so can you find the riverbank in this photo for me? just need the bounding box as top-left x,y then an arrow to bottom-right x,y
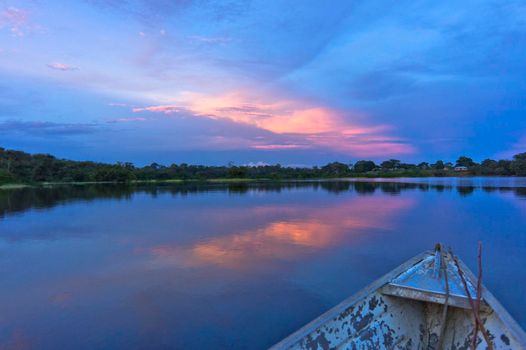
3,175 -> 526,191
0,178 -> 274,190
0,183 -> 31,190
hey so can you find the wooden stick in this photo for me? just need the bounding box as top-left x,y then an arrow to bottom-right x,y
471,242 -> 483,350
451,251 -> 494,350
437,245 -> 450,350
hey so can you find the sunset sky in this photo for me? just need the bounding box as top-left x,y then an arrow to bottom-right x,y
1,0 -> 525,165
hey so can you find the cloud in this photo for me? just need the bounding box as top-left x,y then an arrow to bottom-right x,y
5,0 -> 522,162
189,35 -> 231,44
0,120 -> 100,136
132,105 -> 185,114
107,117 -> 146,123
245,161 -> 270,167
0,7 -> 30,36
132,91 -> 415,157
47,63 -> 79,71
88,0 -> 251,23
250,144 -> 305,150
496,136 -> 526,159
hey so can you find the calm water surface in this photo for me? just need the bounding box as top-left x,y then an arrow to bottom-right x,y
1,178 -> 526,349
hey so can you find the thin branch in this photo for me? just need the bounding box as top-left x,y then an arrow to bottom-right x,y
437,245 -> 450,350
471,242 -> 483,350
451,251 -> 493,350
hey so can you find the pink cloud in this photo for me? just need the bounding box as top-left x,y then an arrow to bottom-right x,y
47,63 -> 79,71
0,7 -> 30,37
251,144 -> 306,150
132,91 -> 415,157
132,105 -> 183,114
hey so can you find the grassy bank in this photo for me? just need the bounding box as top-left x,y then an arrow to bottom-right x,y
0,183 -> 31,190
0,178 -> 274,190
1,170 -> 524,190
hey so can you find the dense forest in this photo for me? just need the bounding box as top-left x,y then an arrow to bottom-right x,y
1,147 -> 526,184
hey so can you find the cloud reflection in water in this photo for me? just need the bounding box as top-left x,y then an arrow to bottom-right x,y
148,196 -> 414,269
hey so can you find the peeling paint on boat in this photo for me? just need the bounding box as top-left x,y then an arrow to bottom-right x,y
270,251 -> 526,350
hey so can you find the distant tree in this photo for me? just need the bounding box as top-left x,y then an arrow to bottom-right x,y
496,160 -> 513,175
399,163 -> 417,170
380,159 -> 401,169
2,145 -> 526,183
123,162 -> 135,170
0,169 -> 14,184
321,162 -> 350,177
481,159 -> 498,169
512,152 -> 526,176
227,166 -> 247,178
417,162 -> 430,169
148,162 -> 162,170
456,156 -> 475,167
477,159 -> 498,175
353,160 -> 376,173
432,160 -> 445,170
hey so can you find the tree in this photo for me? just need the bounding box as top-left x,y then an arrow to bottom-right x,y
321,162 -> 350,177
512,153 -> 526,176
417,162 -> 430,169
456,156 -> 475,167
353,160 -> 376,173
432,160 -> 445,170
227,166 -> 247,178
0,169 -> 14,184
399,163 -> 417,170
496,160 -> 513,175
481,159 -> 498,169
380,159 -> 400,170
478,159 -> 498,175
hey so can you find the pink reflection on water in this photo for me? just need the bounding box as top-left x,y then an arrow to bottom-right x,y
148,196 -> 414,269
0,329 -> 33,350
48,291 -> 73,308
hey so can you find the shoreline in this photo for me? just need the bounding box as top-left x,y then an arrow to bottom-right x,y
2,175 -> 525,190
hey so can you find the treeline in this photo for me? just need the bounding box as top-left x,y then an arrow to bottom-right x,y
1,147 -> 526,184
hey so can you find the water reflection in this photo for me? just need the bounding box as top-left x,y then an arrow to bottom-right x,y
1,179 -> 525,219
1,179 -> 525,349
148,196 -> 413,269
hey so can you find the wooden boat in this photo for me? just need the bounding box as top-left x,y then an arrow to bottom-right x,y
270,247 -> 526,349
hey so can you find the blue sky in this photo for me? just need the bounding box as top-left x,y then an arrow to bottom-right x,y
0,0 -> 525,165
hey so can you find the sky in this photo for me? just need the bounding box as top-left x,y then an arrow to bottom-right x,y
0,0 -> 525,166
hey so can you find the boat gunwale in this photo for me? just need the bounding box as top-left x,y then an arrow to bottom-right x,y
269,251 -> 432,349
269,250 -> 526,349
